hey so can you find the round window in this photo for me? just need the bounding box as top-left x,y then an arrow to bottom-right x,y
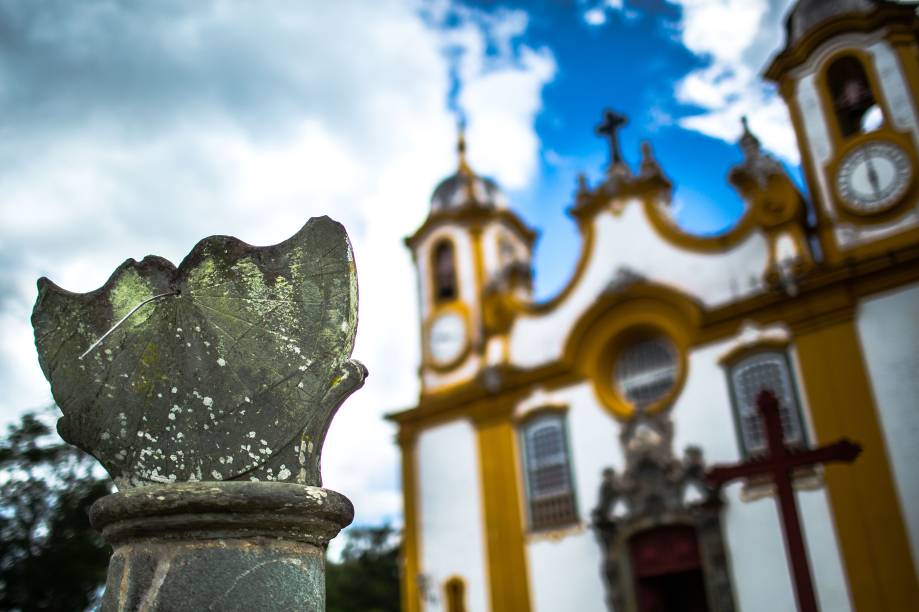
613,336 -> 679,409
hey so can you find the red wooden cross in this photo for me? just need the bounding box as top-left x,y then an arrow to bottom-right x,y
706,390 -> 861,612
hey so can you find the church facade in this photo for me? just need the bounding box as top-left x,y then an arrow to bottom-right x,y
387,2 -> 919,610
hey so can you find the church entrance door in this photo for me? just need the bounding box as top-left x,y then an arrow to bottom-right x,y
629,525 -> 710,612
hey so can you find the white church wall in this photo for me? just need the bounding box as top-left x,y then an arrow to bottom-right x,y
416,419 -> 489,612
516,382 -> 621,612
527,533 -> 609,612
856,281 -> 919,567
510,204 -> 769,368
676,340 -> 852,612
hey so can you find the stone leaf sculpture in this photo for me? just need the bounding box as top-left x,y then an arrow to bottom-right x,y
32,216 -> 366,489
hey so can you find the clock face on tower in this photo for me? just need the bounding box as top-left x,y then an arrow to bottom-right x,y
427,311 -> 468,367
835,141 -> 913,214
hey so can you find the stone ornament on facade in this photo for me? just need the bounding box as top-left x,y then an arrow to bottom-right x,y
592,410 -> 736,612
31,216 -> 365,611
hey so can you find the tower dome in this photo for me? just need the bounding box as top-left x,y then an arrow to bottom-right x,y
430,128 -> 507,212
784,0 -> 887,47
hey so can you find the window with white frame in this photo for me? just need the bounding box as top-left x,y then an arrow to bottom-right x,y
728,351 -> 806,456
614,336 -> 679,409
520,413 -> 578,530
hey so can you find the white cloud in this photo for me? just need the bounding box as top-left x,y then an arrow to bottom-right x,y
669,0 -> 800,163
0,0 -> 554,527
582,0 -> 634,26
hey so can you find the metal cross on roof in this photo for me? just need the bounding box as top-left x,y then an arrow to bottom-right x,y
706,390 -> 862,612
595,108 -> 628,167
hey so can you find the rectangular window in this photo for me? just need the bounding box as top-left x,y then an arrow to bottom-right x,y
728,350 -> 807,456
520,413 -> 578,531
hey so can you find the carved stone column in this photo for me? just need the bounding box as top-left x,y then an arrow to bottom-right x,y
31,217 -> 366,611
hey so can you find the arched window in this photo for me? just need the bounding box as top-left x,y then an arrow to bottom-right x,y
827,56 -> 882,138
443,576 -> 466,612
520,412 -> 578,530
727,351 -> 806,456
432,240 -> 458,302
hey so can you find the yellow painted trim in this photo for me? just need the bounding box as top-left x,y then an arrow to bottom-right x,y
398,427 -> 423,612
764,5 -> 919,82
512,401 -> 568,424
406,207 -> 537,251
794,319 -> 919,610
640,194 -> 758,254
521,221 -> 596,315
389,245 -> 919,431
718,337 -> 791,367
474,415 -> 532,612
443,575 -> 467,612
593,325 -> 688,420
471,227 -> 486,355
564,283 -> 700,420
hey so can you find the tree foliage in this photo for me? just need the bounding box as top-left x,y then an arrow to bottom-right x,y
0,410 -> 112,611
326,524 -> 401,612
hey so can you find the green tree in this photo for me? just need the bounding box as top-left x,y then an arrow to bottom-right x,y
326,524 -> 401,612
0,409 -> 112,611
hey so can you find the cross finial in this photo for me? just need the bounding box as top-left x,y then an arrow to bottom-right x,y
596,108 -> 628,167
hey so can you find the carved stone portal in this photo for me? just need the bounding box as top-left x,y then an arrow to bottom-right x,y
592,411 -> 736,612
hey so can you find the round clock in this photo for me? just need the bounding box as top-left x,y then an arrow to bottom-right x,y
428,311 -> 467,366
835,141 -> 912,214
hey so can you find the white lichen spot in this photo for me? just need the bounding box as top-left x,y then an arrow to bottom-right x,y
195,325 -> 201,332
202,397 -> 213,407
211,471 -> 223,480
168,413 -> 176,421
100,432 -> 111,440
176,327 -> 183,333
248,431 -> 256,438
297,381 -> 304,389
217,358 -> 226,367
277,467 -> 291,480
244,397 -> 251,403
171,387 -> 178,394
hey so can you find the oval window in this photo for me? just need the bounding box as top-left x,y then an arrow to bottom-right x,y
613,336 -> 679,409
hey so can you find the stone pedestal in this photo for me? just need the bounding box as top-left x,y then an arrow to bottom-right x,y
90,482 -> 353,612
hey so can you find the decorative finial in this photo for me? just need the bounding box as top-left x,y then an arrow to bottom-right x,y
639,141 -> 662,178
739,115 -> 762,157
596,108 -> 628,169
457,118 -> 472,175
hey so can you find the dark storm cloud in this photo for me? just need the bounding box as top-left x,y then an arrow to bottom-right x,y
0,0 -> 392,150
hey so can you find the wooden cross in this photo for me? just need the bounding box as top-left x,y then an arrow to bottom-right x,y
706,390 -> 861,612
596,109 -> 627,166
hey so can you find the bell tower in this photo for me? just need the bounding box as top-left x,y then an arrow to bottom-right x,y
765,0 -> 919,264
406,128 -> 536,393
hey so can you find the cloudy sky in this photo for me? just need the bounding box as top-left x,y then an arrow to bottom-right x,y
0,0 -> 806,528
